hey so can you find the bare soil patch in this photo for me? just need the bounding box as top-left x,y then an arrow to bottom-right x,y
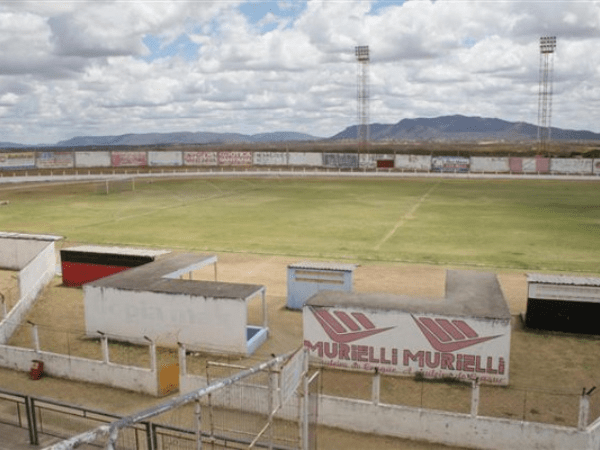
2,253 -> 600,448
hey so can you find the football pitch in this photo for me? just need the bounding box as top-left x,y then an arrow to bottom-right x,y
1,176 -> 599,273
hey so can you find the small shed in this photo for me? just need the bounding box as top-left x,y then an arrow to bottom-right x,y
303,270 -> 512,385
61,245 -> 171,287
84,253 -> 267,356
287,261 -> 357,310
526,273 -> 600,335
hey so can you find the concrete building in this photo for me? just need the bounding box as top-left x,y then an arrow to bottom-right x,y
526,273 -> 600,335
303,270 -> 512,385
287,261 -> 357,310
60,245 -> 170,287
84,253 -> 268,356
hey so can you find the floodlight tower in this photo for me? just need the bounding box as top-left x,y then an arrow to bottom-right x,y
537,36 -> 556,153
355,45 -> 370,155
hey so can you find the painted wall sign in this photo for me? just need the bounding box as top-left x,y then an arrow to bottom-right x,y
431,156 -> 470,173
183,151 -> 218,166
304,306 -> 510,385
111,151 -> 147,167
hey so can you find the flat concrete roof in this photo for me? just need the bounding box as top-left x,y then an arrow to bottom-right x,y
289,261 -> 358,272
61,245 -> 170,258
86,253 -> 263,300
306,270 -> 511,320
0,231 -> 63,242
527,273 -> 600,287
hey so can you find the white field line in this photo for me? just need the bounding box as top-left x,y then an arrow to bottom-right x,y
374,181 -> 440,251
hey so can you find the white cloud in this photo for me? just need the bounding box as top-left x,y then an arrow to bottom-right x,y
0,0 -> 599,144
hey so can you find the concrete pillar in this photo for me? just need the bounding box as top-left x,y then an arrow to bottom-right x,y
262,289 -> 268,333
195,399 -> 203,450
0,294 -> 6,319
579,392 -> 591,430
149,340 -> 157,373
178,343 -> 187,378
29,323 -> 40,353
101,336 -> 109,364
471,378 -> 480,418
372,370 -> 380,406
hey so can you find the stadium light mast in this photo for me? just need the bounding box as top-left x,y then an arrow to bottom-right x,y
355,45 -> 370,155
537,36 -> 556,153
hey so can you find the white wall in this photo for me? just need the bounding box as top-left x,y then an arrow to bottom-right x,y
395,155 -> 431,171
0,237 -> 50,270
319,395 -> 592,450
84,286 -> 248,353
288,152 -> 323,166
0,344 -> 159,396
75,151 -> 111,168
550,159 -> 593,174
0,242 -> 57,344
148,151 -> 183,167
470,157 -> 510,173
254,152 -> 288,166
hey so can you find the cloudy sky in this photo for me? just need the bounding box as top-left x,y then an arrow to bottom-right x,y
1,0 -> 599,145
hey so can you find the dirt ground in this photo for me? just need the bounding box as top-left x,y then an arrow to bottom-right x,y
1,251 -> 598,449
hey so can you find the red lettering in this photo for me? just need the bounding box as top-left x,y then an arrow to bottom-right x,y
368,347 -> 379,363
403,350 -> 424,368
456,354 -> 463,371
338,343 -> 350,360
304,340 -> 323,357
486,356 -> 497,374
440,353 -> 455,370
356,345 -> 368,362
380,348 -> 391,364
499,357 -> 505,375
392,348 -> 398,365
324,342 -> 337,358
475,356 -> 486,373
463,355 -> 475,372
425,351 -> 440,369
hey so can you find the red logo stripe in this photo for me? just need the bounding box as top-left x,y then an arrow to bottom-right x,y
334,311 -> 361,331
436,318 -> 466,340
314,310 -> 346,333
452,320 -> 478,338
351,312 -> 376,330
419,317 -> 452,342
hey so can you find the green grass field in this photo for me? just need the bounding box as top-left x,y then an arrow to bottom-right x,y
1,176 -> 599,272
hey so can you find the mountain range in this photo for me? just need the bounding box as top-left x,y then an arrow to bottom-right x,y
2,115 -> 600,148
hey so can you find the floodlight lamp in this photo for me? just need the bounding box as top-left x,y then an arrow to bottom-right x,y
540,36 -> 556,54
355,45 -> 369,61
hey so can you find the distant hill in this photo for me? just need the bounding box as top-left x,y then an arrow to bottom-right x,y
330,115 -> 600,141
56,131 -> 319,147
0,142 -> 27,149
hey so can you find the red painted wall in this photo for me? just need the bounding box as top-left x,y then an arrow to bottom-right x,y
62,261 -> 131,287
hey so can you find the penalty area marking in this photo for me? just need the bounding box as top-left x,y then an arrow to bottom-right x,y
373,181 -> 440,251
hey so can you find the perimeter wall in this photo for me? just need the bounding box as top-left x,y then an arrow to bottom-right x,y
1,150 -> 599,175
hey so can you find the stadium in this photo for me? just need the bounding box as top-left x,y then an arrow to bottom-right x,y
0,151 -> 599,450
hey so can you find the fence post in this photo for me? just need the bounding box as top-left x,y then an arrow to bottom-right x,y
470,378 -> 480,417
25,396 -> 38,446
99,333 -> 109,363
145,422 -> 156,450
301,349 -> 310,450
578,391 -> 590,430
372,369 -> 380,406
28,322 -> 40,352
145,337 -> 157,373
195,399 -> 203,450
178,342 -> 187,379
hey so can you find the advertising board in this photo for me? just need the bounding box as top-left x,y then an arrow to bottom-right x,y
549,158 -> 593,174
521,156 -> 549,173
111,151 -> 147,167
0,152 -> 36,170
218,151 -> 252,166
75,151 -> 111,168
183,151 -> 218,166
288,152 -> 322,166
253,152 -> 288,166
358,154 -> 375,169
394,155 -> 431,171
148,151 -> 183,167
470,157 -> 509,173
431,156 -> 470,173
304,306 -> 510,385
36,152 -> 74,169
323,153 -> 358,169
